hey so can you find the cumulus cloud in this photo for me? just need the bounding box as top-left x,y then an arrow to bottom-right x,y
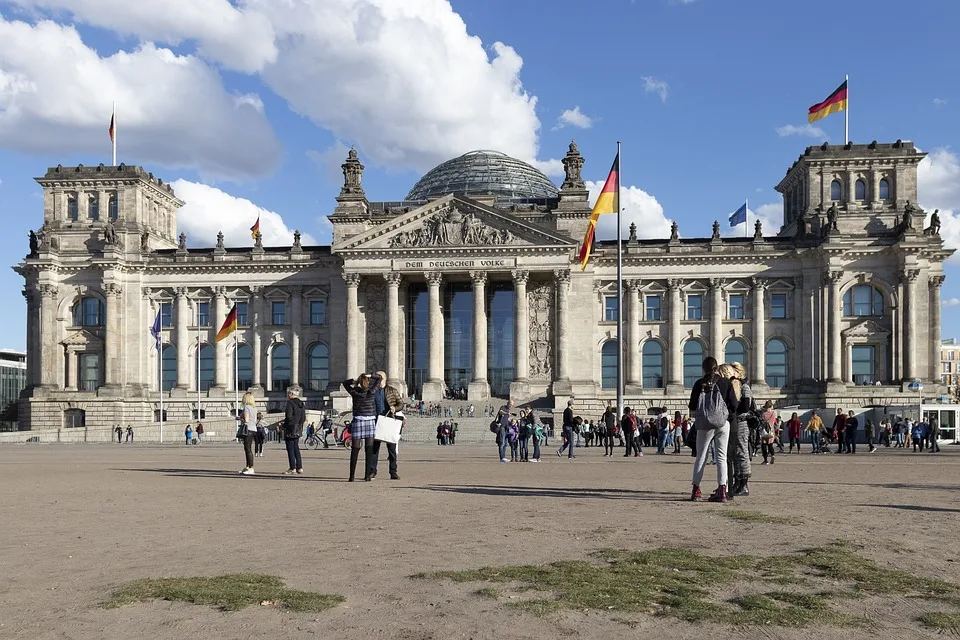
170,179 -> 316,248
586,180 -> 672,240
943,298 -> 960,308
726,202 -> 782,237
641,76 -> 669,103
776,124 -> 827,139
555,106 -> 592,130
0,16 -> 281,180
933,98 -> 948,107
918,147 -> 960,263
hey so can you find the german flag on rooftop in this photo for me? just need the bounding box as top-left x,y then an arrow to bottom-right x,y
578,153 -> 619,270
808,80 -> 848,124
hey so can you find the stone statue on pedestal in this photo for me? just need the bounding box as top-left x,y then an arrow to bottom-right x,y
103,219 -> 118,245
670,221 -> 679,241
28,230 -> 39,256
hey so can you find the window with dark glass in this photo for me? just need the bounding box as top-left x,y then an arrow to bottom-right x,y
64,408 -> 85,428
687,295 -> 703,321
406,284 -> 429,399
855,179 -> 866,200
161,345 -> 177,390
642,341 -> 663,388
310,300 -> 326,325
271,343 -> 291,391
603,295 -> 618,322
308,343 -> 329,392
879,178 -> 890,200
683,341 -> 704,388
88,195 -> 99,221
235,302 -> 248,326
198,344 -> 214,391
766,339 -> 788,387
79,353 -> 100,391
851,345 -> 875,385
108,195 -> 119,220
842,285 -> 883,317
443,283 -> 473,392
235,343 -> 252,390
645,295 -> 661,321
73,297 -> 105,327
67,197 -> 78,221
272,301 -> 286,325
601,341 -> 618,389
724,339 -> 747,370
831,180 -> 842,201
487,282 -> 515,397
197,302 -> 210,327
771,293 -> 787,319
160,302 -> 173,327
728,294 -> 744,320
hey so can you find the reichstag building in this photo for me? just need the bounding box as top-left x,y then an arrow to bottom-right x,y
15,140 -> 951,430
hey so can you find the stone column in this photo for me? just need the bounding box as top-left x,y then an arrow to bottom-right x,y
212,286 -> 228,390
827,272 -> 843,383
626,279 -> 642,386
752,278 -> 767,385
250,287 -> 263,392
710,278 -> 724,361
554,269 -> 571,381
512,270 -> 529,381
422,272 -> 444,401
175,287 -> 190,389
468,271 -> 490,400
66,347 -> 78,391
902,269 -> 920,381
667,279 -> 683,391
37,285 -> 58,388
384,272 -> 403,388
290,286 -> 302,387
103,282 -> 123,388
930,276 -> 945,383
21,289 -> 36,388
793,276 -> 807,381
344,272 -> 361,379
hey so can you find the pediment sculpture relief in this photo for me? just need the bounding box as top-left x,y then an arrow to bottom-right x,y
389,209 -> 521,248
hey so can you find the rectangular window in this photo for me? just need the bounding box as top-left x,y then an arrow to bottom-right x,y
728,294 -> 744,320
197,302 -> 210,327
310,300 -> 326,325
235,301 -> 248,326
272,301 -> 286,325
687,295 -> 703,321
192,409 -> 206,420
79,353 -> 100,391
946,362 -> 952,373
645,295 -> 661,321
852,345 -> 876,385
160,303 -> 173,328
603,295 -> 619,322
771,293 -> 787,319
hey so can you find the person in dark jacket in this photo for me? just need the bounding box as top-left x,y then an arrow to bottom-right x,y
844,410 -> 858,454
687,357 -> 739,503
369,371 -> 403,480
343,372 -> 382,481
557,399 -> 576,459
281,387 -> 306,475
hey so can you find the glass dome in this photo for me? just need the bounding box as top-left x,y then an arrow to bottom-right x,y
405,150 -> 559,201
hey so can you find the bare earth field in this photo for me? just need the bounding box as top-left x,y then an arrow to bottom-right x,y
1,441 -> 959,640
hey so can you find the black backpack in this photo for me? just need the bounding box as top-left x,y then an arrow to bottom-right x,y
489,419 -> 501,434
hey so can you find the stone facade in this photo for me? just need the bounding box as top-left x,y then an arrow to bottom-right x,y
14,142 -> 953,430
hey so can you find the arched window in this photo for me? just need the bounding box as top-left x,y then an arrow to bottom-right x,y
234,343 -> 252,391
879,178 -> 890,200
161,345 -> 177,391
89,195 -> 100,220
198,344 -> 214,391
271,343 -> 291,391
108,195 -> 119,220
855,179 -> 866,200
67,197 -> 78,221
601,341 -> 618,389
308,343 -> 329,391
683,341 -> 704,388
842,285 -> 884,317
766,339 -> 788,387
830,179 -> 842,201
72,297 -> 105,327
641,341 -> 663,388
724,338 -> 747,371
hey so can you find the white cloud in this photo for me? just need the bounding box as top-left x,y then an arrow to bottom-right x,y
533,158 -> 564,179
0,16 -> 282,180
776,124 -> 827,139
918,147 -> 960,262
725,202 -> 782,237
170,179 -> 317,248
555,106 -> 592,130
933,98 -> 948,107
641,76 -> 669,103
943,298 -> 960,308
586,180 -> 672,240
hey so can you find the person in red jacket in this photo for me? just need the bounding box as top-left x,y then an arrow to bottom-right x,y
786,412 -> 803,453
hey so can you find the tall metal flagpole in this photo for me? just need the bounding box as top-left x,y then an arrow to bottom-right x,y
745,198 -> 749,238
616,140 -> 624,422
197,305 -> 202,424
234,332 -> 239,419
844,74 -> 849,145
112,102 -> 117,167
158,302 -> 164,444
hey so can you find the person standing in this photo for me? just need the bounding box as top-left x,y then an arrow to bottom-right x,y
760,401 -> 777,465
320,414 -> 334,448
557,399 -> 576,459
280,387 -> 306,475
532,413 -> 544,462
196,422 -> 204,444
729,362 -> 753,497
518,410 -> 531,462
125,426 -> 134,442
184,424 -> 192,445
370,371 -> 403,480
672,411 -> 683,453
116,425 -> 123,443
786,412 -> 803,453
929,415 -> 941,453
832,408 -> 847,454
254,412 -> 266,457
238,392 -> 257,475
656,413 -> 668,455
623,407 -> 641,457
601,406 -> 616,457
845,410 -> 858,454
806,410 -> 824,454
496,399 -> 514,462
865,418 -> 877,453
343,373 -> 381,481
688,357 -> 738,502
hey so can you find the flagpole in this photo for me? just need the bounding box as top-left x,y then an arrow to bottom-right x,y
745,198 -> 749,238
112,102 -> 117,166
844,74 -> 849,145
616,140 -> 624,422
197,305 -> 202,425
158,302 -> 164,444
234,332 -> 239,420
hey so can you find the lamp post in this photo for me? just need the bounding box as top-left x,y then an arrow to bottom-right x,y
908,381 -> 924,422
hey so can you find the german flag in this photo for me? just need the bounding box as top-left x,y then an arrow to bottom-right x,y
250,216 -> 260,239
808,80 -> 848,124
215,304 -> 238,343
578,152 -> 619,270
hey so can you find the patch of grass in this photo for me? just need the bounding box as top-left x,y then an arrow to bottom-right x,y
102,573 -> 345,613
722,510 -> 801,526
419,543 -> 960,630
475,587 -> 500,598
918,612 -> 960,631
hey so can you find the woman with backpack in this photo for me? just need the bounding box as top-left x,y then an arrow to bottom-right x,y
760,400 -> 777,465
688,357 -> 739,502
729,362 -> 754,497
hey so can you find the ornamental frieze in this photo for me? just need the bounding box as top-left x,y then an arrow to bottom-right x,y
389,209 -> 522,248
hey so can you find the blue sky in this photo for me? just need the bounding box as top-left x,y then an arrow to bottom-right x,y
1,0 -> 959,351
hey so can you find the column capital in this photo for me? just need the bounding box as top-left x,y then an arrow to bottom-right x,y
667,278 -> 682,291
824,271 -> 844,286
625,278 -> 643,292
342,271 -> 361,287
425,271 -> 443,286
929,275 -> 946,289
141,287 -> 153,298
708,277 -> 725,290
39,284 -> 58,299
289,284 -> 304,298
899,268 -> 920,284
553,269 -> 571,287
383,271 -> 402,286
249,285 -> 263,297
21,287 -> 33,303
104,283 -> 123,297
750,277 -> 767,291
469,270 -> 488,286
212,285 -> 227,297
511,269 -> 529,285
174,286 -> 189,299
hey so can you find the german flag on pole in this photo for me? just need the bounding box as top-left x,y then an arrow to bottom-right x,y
808,80 -> 848,124
250,216 -> 260,239
578,153 -> 620,270
215,304 -> 238,343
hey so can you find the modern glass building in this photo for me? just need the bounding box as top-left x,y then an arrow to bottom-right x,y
0,350 -> 27,430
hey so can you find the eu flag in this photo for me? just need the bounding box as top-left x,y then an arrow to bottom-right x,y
728,202 -> 747,227
150,308 -> 162,351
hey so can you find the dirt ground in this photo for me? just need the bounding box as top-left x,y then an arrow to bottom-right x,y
0,441 -> 958,640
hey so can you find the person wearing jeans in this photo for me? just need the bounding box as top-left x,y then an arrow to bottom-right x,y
557,399 -> 576,459
806,410 -> 824,453
687,358 -> 739,503
497,400 -> 514,462
281,387 -> 305,475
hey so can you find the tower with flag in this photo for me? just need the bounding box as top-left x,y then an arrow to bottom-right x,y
808,77 -> 849,143
250,216 -> 260,240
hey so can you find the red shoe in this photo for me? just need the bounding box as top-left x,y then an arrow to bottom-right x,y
689,485 -> 702,501
707,485 -> 728,503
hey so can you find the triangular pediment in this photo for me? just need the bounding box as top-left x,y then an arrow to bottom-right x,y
333,195 -> 575,252
842,319 -> 890,338
62,329 -> 104,348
